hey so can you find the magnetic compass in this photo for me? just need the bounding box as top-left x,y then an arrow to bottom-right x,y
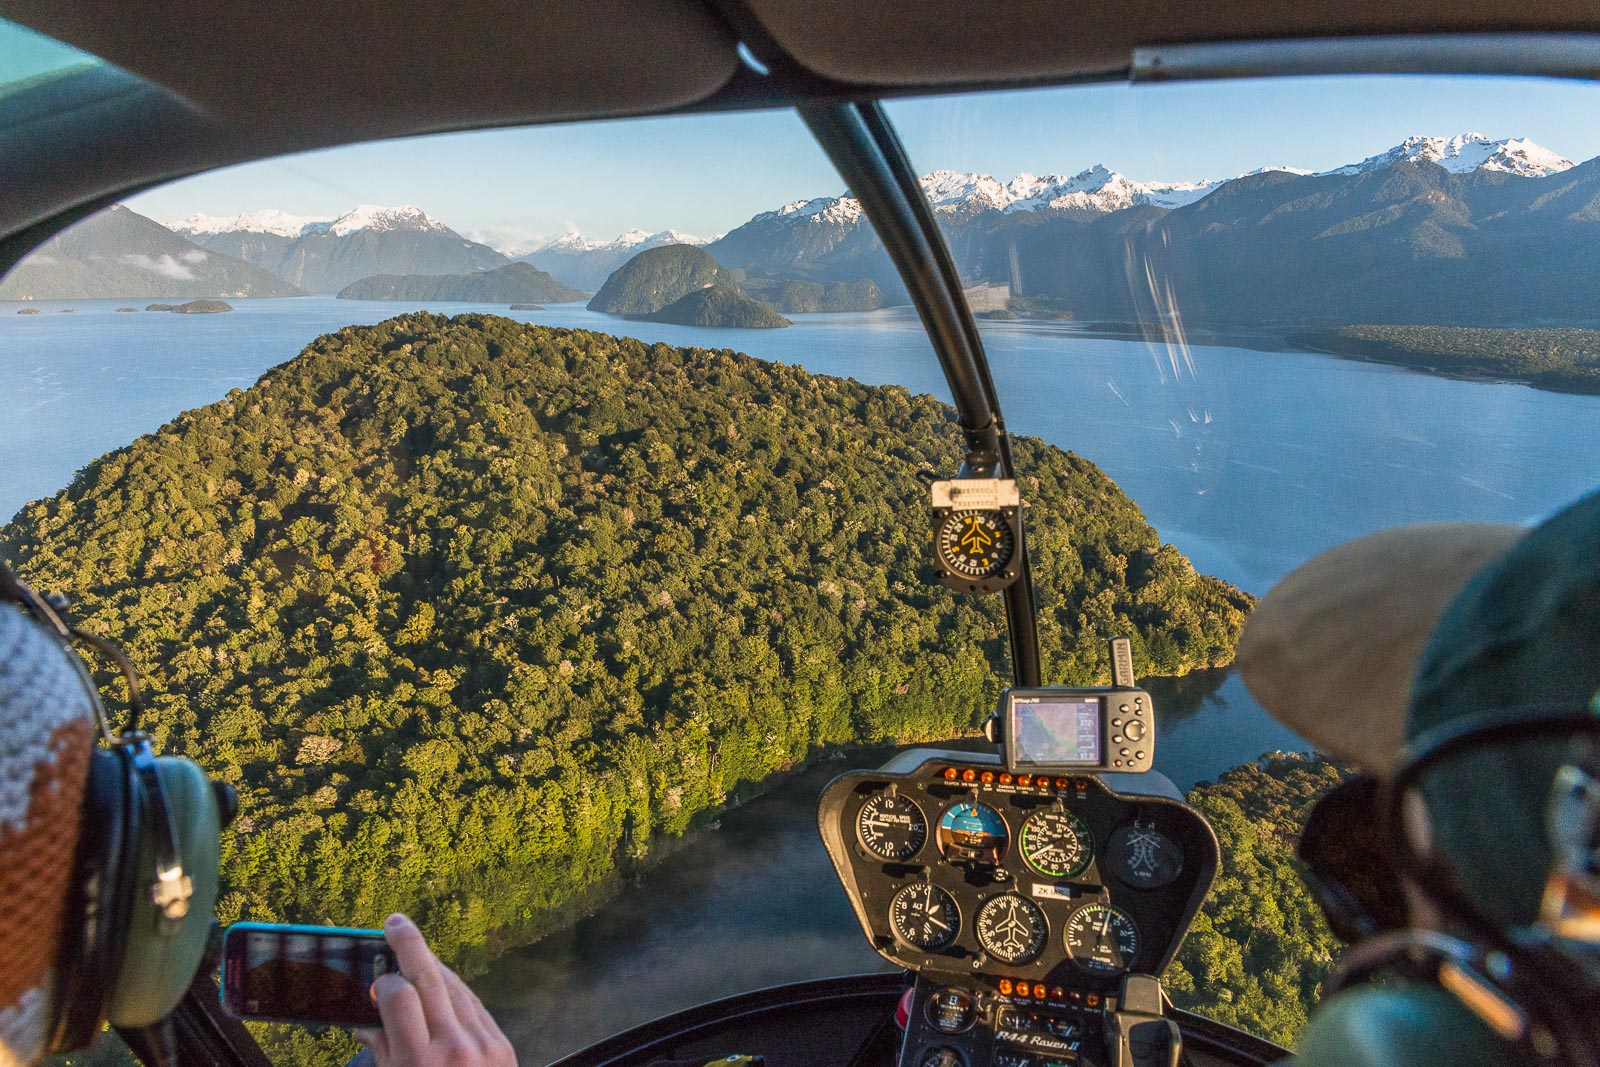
930,478 -> 1024,595
936,510 -> 1015,581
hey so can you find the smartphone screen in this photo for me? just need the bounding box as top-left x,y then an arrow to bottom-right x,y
221,923 -> 396,1026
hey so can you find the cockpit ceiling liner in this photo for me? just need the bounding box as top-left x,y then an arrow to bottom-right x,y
0,0 -> 741,133
10,0 -> 1600,132
742,0 -> 1600,86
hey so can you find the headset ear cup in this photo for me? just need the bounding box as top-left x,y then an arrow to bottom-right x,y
49,747 -> 134,1054
104,756 -> 221,1028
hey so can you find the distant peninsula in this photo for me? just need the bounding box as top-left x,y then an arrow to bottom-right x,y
1292,325 -> 1600,395
337,262 -> 586,303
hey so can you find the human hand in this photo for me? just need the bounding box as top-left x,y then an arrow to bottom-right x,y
355,914 -> 517,1067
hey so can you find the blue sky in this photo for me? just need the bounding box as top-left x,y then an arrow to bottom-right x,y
100,74 -> 1600,252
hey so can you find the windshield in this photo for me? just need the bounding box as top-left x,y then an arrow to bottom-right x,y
3,72 -> 1598,1066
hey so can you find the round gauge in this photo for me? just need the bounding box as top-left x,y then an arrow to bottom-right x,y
1106,821 -> 1184,890
937,801 -> 1010,864
919,1048 -> 964,1067
1020,808 -> 1094,879
1064,903 -> 1141,974
936,510 -> 1015,580
975,894 -> 1048,965
856,792 -> 928,862
889,883 -> 961,952
925,987 -> 978,1034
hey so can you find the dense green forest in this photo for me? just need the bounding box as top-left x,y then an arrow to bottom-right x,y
1294,324 -> 1600,394
4,313 -> 1253,1064
1168,753 -> 1347,1046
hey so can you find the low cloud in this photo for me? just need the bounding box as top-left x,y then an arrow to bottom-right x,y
121,253 -> 195,280
179,249 -> 208,264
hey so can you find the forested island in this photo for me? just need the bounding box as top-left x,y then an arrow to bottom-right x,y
642,284 -> 791,328
1292,325 -> 1600,394
7,313 -> 1264,1064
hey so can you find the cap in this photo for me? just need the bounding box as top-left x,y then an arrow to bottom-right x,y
1236,522 -> 1524,776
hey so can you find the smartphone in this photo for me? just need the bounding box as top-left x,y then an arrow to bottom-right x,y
220,922 -> 397,1027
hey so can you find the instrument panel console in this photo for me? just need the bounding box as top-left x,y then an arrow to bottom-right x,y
818,748 -> 1217,1067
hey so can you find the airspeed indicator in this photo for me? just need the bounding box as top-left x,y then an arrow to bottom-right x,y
857,792 -> 928,862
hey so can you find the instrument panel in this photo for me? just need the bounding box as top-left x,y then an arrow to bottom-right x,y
818,749 -> 1218,992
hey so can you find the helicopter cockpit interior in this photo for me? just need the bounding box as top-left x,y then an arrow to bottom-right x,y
9,5 -> 1600,1067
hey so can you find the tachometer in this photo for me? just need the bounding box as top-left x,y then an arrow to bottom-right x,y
1020,808 -> 1094,879
889,883 -> 961,952
937,800 -> 1010,864
856,792 -> 928,862
935,510 -> 1015,581
1064,903 -> 1140,974
975,894 -> 1048,964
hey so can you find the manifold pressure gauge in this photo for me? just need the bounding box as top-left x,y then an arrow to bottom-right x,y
931,478 -> 1023,595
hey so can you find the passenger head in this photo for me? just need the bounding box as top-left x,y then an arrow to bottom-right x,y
0,565 -> 229,1066
0,597 -> 100,1067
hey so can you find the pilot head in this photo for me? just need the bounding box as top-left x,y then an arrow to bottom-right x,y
1237,488 -> 1600,1061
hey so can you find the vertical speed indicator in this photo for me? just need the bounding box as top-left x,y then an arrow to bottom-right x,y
856,792 -> 928,862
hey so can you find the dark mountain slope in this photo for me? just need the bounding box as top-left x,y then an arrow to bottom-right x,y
0,206 -> 306,300
586,244 -> 733,315
337,262 -> 586,302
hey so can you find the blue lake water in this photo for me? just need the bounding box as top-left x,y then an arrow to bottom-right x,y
5,295 -> 1599,1061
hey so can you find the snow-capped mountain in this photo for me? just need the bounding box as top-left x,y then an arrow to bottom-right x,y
308,204 -> 453,238
520,228 -> 708,291
0,205 -> 305,300
535,227 -> 708,255
169,209 -> 332,239
170,204 -> 454,240
174,203 -> 506,293
1324,133 -> 1574,178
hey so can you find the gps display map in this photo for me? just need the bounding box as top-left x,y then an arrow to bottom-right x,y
1012,697 -> 1102,766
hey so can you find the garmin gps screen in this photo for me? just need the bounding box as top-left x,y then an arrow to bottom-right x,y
1011,696 -> 1103,766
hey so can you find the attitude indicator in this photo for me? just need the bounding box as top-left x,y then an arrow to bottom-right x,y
937,801 -> 1010,864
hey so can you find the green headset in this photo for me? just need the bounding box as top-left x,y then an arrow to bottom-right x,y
0,564 -> 232,1053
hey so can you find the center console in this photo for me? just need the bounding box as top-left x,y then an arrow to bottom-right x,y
816,749 -> 1216,1067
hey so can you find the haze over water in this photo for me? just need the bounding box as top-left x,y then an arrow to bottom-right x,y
5,297 -> 1599,1062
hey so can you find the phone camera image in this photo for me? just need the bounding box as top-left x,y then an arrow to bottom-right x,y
225,924 -> 393,1026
